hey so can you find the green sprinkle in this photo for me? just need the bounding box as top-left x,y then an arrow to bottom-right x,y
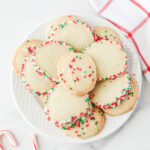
69,47 -> 73,51
104,30 -> 108,33
85,97 -> 89,102
92,71 -> 94,73
74,80 -> 76,82
84,71 -> 87,73
48,36 -> 50,39
128,92 -> 133,95
95,122 -> 98,125
62,127 -> 67,130
51,87 -> 54,91
81,121 -> 85,125
27,40 -> 29,42
50,26 -> 53,29
79,57 -> 81,59
110,34 -> 113,37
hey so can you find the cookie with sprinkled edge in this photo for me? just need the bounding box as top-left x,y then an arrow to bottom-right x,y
103,78 -> 138,116
91,73 -> 132,109
44,83 -> 92,128
50,19 -> 95,52
46,15 -> 79,40
94,26 -> 120,43
64,107 -> 106,139
12,40 -> 43,77
57,52 -> 97,96
31,41 -> 74,82
82,40 -> 127,81
21,54 -> 56,96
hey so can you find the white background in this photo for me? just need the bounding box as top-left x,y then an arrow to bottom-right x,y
0,0 -> 150,149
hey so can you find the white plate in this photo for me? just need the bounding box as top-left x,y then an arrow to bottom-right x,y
11,14 -> 142,143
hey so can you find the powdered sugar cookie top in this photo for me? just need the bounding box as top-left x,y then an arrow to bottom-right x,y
57,52 -> 97,96
50,19 -> 96,52
83,40 -> 127,80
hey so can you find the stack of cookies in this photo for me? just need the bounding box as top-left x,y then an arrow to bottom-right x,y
12,15 -> 139,139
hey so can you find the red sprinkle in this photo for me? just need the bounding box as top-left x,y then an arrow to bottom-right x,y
88,74 -> 92,77
76,77 -> 79,81
72,58 -> 76,62
77,67 -> 81,71
59,73 -> 63,77
69,64 -> 72,68
89,66 -> 91,69
86,124 -> 89,127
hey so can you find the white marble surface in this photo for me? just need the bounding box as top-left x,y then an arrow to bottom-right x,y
0,0 -> 150,149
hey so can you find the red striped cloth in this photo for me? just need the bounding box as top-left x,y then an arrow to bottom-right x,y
89,0 -> 150,82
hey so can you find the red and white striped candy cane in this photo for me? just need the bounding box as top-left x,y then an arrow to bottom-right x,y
31,134 -> 39,150
0,130 -> 17,149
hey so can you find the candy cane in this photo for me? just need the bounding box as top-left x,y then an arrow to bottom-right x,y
31,134 -> 39,150
0,144 -> 4,150
0,130 -> 17,148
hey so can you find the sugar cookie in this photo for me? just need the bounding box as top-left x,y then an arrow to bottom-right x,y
94,26 -> 120,43
46,15 -> 79,40
31,40 -> 74,81
44,83 -> 92,127
57,52 -> 97,96
12,40 -> 42,77
83,40 -> 127,80
92,73 -> 132,109
50,19 -> 95,52
21,55 -> 56,96
64,107 -> 105,139
103,79 -> 138,116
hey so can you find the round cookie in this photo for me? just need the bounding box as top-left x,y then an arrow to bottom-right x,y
94,26 -> 120,43
44,83 -> 92,127
91,73 -> 132,109
82,40 -> 127,81
64,107 -> 106,139
46,15 -> 79,40
57,52 -> 97,96
21,54 -> 56,96
12,40 -> 42,77
103,79 -> 138,116
31,40 -> 74,82
50,19 -> 95,52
